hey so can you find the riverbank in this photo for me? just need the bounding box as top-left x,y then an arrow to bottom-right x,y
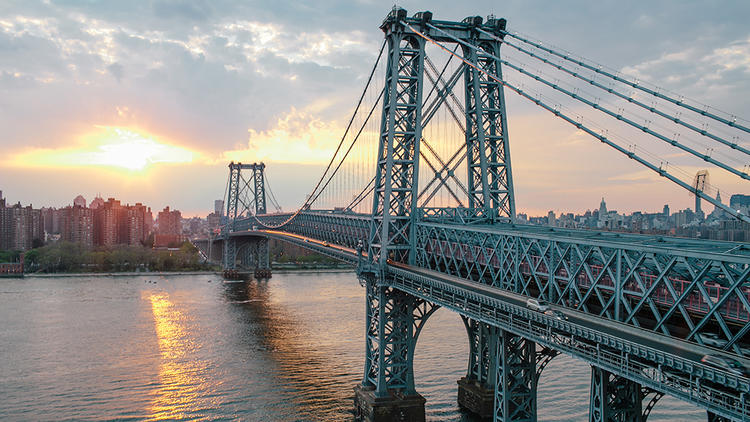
21,266 -> 355,278
26,271 -> 217,278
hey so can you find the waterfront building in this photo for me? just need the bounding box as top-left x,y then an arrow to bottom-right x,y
94,198 -> 121,246
6,203 -> 43,251
0,191 -> 11,250
157,206 -> 182,235
60,205 -> 94,248
155,206 -> 184,247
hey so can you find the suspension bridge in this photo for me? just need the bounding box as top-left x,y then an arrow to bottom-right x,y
196,8 -> 750,422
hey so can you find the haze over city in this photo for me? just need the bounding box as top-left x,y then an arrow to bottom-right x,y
1,0 -> 749,217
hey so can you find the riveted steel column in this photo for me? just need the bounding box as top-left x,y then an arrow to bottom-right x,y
589,367 -> 643,422
223,238 -> 236,270
462,17 -> 515,221
493,330 -> 537,422
254,163 -> 267,215
356,275 -> 438,421
459,317 -> 499,418
367,8 -> 427,267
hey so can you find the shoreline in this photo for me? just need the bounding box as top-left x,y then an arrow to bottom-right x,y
26,271 -> 217,278
22,266 -> 355,278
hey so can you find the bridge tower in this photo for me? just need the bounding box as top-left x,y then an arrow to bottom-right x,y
356,8 -> 521,421
222,162 -> 270,279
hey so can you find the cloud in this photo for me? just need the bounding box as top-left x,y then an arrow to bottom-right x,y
221,108 -> 354,164
107,62 -> 123,81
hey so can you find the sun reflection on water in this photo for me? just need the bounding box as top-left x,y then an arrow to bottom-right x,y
147,292 -> 208,420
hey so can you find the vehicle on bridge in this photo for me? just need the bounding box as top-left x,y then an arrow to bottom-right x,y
526,298 -> 549,312
544,309 -> 567,321
700,354 -> 750,378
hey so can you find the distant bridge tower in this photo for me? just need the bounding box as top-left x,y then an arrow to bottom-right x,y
692,170 -> 709,218
222,162 -> 270,278
357,9 -> 519,421
227,162 -> 267,222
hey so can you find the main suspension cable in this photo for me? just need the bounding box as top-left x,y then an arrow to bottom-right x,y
477,27 -> 750,157
243,40 -> 386,229
426,23 -> 750,181
264,173 -> 283,213
404,21 -> 750,224
499,29 -> 750,135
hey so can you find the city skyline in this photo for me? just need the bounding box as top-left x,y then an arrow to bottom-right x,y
1,1 -> 749,217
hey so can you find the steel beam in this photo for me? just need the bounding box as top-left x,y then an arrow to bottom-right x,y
589,367 -> 643,422
494,329 -> 537,422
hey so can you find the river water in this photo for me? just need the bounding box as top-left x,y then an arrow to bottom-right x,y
0,272 -> 706,421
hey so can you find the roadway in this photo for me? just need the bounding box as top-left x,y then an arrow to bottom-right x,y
392,260 -> 750,378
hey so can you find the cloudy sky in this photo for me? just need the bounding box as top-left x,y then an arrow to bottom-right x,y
1,0 -> 748,217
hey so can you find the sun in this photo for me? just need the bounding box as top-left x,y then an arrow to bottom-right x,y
8,126 -> 196,172
82,127 -> 194,171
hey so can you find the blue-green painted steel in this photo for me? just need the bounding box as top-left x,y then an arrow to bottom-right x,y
220,8 -> 750,422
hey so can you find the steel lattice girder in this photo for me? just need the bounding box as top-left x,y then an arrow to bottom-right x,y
589,367 -> 643,422
386,264 -> 749,421
494,330 -> 537,422
368,19 -> 427,266
415,222 -> 750,357
362,275 -> 439,395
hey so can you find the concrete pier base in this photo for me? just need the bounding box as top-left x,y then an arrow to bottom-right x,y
254,268 -> 272,279
354,384 -> 426,422
457,377 -> 494,419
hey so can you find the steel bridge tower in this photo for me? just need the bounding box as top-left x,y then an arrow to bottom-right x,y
356,9 -> 523,421
222,162 -> 270,278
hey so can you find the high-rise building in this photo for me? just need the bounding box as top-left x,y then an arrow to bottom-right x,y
154,206 -> 184,247
60,205 -> 94,247
94,198 -> 121,246
157,206 -> 182,235
124,203 -> 151,246
207,212 -> 221,230
5,203 -> 43,251
214,199 -> 224,217
0,191 -> 10,250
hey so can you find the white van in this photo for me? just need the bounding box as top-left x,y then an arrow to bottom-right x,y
526,298 -> 549,312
